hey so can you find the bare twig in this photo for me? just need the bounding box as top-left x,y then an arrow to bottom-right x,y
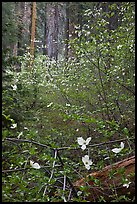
63,175 -> 66,191
3,137 -> 134,151
4,138 -> 53,149
62,175 -> 67,202
2,165 -> 62,174
43,148 -> 58,196
83,50 -> 135,96
56,137 -> 134,150
57,151 -> 78,198
2,168 -> 30,173
67,188 -> 72,201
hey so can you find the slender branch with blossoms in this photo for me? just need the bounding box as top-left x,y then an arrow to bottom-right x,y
77,137 -> 93,170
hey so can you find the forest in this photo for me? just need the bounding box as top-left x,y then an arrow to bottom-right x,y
2,2 -> 135,202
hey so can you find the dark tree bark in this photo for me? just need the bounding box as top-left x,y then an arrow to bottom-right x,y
13,2 -> 31,56
45,2 -> 69,61
30,2 -> 36,57
14,2 -> 31,56
57,2 -> 68,60
64,2 -> 69,60
45,2 -> 58,60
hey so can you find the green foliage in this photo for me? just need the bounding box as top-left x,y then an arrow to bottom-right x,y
2,2 -> 18,50
2,2 -> 135,202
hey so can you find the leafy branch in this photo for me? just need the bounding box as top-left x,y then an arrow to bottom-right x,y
3,137 -> 134,151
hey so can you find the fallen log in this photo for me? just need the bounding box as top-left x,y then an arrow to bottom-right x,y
74,156 -> 135,202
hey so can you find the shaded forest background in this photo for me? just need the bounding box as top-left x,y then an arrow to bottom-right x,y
2,2 -> 135,202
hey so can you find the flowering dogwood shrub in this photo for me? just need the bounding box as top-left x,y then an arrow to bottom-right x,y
77,137 -> 91,150
112,142 -> 124,154
82,155 -> 93,170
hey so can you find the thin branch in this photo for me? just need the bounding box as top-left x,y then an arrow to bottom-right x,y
3,137 -> 134,151
2,167 -> 30,173
4,137 -> 53,149
67,188 -> 72,202
62,175 -> 67,202
56,137 -> 134,150
43,148 -> 58,196
96,54 -> 111,120
57,151 -> 78,198
2,165 -> 62,174
81,48 -> 135,96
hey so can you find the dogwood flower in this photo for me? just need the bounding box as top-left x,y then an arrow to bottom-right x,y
10,123 -> 17,129
24,127 -> 29,130
82,155 -> 93,170
30,160 -> 41,169
17,131 -> 23,139
123,179 -> 131,188
77,137 -> 91,150
47,102 -> 53,108
77,191 -> 82,196
11,84 -> 17,91
112,142 -> 124,154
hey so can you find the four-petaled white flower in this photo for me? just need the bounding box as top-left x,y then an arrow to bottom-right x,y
17,131 -> 23,139
30,160 -> 41,169
123,179 -> 131,188
10,123 -> 17,129
112,142 -> 124,154
47,102 -> 53,108
66,103 -> 71,107
77,137 -> 91,150
11,84 -> 17,91
77,136 -> 126,171
82,155 -> 93,170
24,127 -> 29,130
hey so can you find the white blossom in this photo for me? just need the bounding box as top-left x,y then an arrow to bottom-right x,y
47,102 -> 53,108
82,155 -> 93,170
11,84 -> 17,91
117,45 -> 123,50
112,142 -> 124,154
10,123 -> 17,129
24,127 -> 29,130
30,160 -> 41,169
77,191 -> 82,196
77,137 -> 91,150
123,179 -> 131,188
66,103 -> 71,107
17,131 -> 23,139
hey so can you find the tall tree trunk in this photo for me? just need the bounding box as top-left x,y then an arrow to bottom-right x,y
14,2 -> 31,56
68,3 -> 79,59
43,3 -> 47,55
46,2 -> 58,60
23,2 -> 32,47
64,2 -> 69,60
45,2 -> 69,61
57,2 -> 67,60
30,2 -> 36,57
16,2 -> 25,56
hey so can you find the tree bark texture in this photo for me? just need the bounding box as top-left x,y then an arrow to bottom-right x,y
64,2 -> 69,60
46,2 -> 58,60
74,156 -> 135,201
57,3 -> 67,60
30,2 -> 36,57
45,2 -> 69,61
14,2 -> 31,56
45,2 -> 85,60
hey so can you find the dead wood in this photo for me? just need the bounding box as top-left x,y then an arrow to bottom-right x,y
74,156 -> 135,201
